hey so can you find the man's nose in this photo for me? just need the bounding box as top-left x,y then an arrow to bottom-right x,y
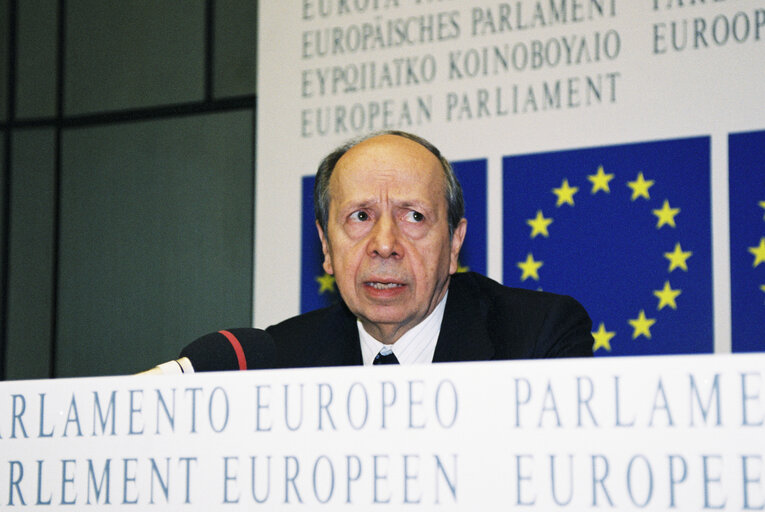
367,215 -> 402,259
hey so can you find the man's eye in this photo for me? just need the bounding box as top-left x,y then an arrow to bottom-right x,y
350,211 -> 369,222
405,211 -> 425,222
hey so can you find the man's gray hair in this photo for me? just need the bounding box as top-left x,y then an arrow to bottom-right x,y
313,130 -> 465,237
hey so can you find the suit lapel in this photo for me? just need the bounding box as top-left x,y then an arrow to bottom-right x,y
432,274 -> 495,362
308,302 -> 363,366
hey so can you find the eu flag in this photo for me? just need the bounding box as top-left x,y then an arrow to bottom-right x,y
729,129 -> 765,352
452,159 -> 487,276
301,175 -> 335,314
300,159 -> 488,313
503,137 -> 713,356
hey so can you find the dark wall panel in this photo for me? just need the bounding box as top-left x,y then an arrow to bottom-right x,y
64,0 -> 205,115
1,0 -> 9,122
214,0 -> 257,98
0,132 -> 5,352
16,0 -> 57,119
57,111 -> 253,377
6,128 -> 56,380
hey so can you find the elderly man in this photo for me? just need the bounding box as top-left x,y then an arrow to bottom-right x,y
266,131 -> 593,366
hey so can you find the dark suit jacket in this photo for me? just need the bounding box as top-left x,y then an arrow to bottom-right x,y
266,272 -> 593,368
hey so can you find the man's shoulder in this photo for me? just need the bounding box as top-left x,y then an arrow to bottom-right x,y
266,301 -> 351,339
450,271 -> 581,308
265,301 -> 361,367
448,272 -> 593,358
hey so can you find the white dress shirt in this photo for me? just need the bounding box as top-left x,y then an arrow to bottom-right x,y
358,293 -> 448,365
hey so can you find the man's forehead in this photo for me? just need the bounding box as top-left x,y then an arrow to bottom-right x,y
331,135 -> 442,186
337,134 -> 439,168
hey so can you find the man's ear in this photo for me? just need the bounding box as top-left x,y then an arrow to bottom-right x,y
316,220 -> 334,275
449,218 -> 468,274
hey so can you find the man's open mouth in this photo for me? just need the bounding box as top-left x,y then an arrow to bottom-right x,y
366,282 -> 404,290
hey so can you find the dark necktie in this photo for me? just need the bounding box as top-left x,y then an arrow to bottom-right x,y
373,350 -> 399,365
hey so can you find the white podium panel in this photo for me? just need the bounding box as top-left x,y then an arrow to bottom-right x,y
1,354 -> 763,510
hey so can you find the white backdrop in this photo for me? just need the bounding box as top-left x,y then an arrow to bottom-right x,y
255,0 -> 765,352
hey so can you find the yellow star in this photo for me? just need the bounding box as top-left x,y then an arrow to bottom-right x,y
653,280 -> 681,310
587,165 -> 614,194
759,201 -> 765,221
592,322 -> 615,352
552,179 -> 578,207
626,172 -> 655,201
749,237 -> 765,268
517,253 -> 543,281
761,284 -> 765,294
457,263 -> 470,273
652,200 -> 680,229
526,210 -> 553,238
316,273 -> 336,294
628,310 -> 657,340
664,242 -> 692,272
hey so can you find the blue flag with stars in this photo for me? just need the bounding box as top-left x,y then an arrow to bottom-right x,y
301,175 -> 335,313
300,160 -> 488,313
729,129 -> 765,353
503,137 -> 713,356
452,159 -> 487,276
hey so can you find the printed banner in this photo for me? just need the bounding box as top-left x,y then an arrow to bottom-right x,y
1,354 -> 763,510
256,0 -> 765,355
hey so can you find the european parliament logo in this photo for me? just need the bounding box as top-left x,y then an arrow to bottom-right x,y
300,161 -> 488,313
503,137 -> 713,356
729,129 -> 765,352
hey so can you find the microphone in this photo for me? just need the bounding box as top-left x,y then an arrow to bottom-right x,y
139,328 -> 277,375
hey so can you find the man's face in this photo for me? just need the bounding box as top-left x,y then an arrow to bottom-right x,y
317,134 -> 467,344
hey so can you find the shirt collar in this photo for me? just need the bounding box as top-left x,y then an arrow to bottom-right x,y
358,292 -> 448,365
